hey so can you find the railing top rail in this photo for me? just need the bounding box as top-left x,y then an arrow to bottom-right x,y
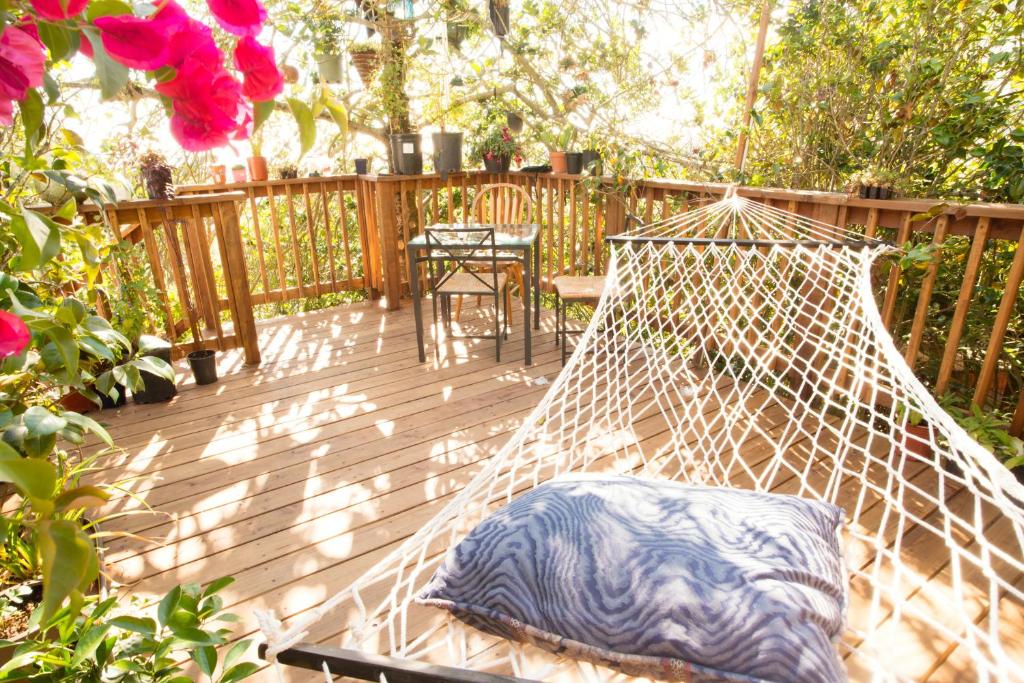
177,176 -> 360,193
80,192 -> 247,213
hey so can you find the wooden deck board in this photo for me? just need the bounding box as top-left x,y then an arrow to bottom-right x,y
85,301 -> 1019,682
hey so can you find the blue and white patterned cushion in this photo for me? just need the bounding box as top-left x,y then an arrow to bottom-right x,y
417,474 -> 847,682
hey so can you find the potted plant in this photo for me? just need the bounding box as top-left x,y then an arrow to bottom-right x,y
138,150 -> 174,199
544,124 -> 576,174
354,158 -> 370,174
898,406 -> 932,463
230,163 -> 247,183
566,152 -> 584,174
209,162 -> 227,185
349,41 -> 382,87
278,163 -> 299,179
247,129 -> 268,181
443,0 -> 471,49
389,132 -> 423,175
310,13 -> 344,83
580,135 -> 602,175
432,129 -> 463,179
472,124 -> 521,173
849,168 -> 897,199
488,0 -> 510,36
187,347 -> 218,385
132,335 -> 177,403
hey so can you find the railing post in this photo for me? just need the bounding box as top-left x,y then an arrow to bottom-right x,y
217,200 -> 261,365
375,180 -> 403,310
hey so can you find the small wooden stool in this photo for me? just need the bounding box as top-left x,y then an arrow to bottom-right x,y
553,275 -> 606,365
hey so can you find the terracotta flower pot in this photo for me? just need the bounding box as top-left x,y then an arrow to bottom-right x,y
231,167 -> 247,183
210,164 -> 227,185
350,49 -> 381,86
549,151 -> 568,174
904,423 -> 932,462
247,156 -> 268,181
60,390 -> 97,414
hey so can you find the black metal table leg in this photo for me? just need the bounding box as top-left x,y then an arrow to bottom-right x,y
523,245 -> 532,365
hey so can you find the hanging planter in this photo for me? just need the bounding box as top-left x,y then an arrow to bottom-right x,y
506,111 -> 523,133
446,21 -> 469,49
315,54 -> 344,83
488,0 -> 510,36
349,45 -> 382,86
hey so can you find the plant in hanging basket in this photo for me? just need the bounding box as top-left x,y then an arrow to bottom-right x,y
349,41 -> 382,86
472,123 -> 522,173
488,0 -> 510,36
138,150 -> 174,199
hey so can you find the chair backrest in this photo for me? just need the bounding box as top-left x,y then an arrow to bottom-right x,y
424,227 -> 500,294
469,183 -> 534,225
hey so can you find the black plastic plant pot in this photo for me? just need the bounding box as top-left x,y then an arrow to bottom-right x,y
580,149 -> 601,175
133,335 -> 177,404
100,383 -> 128,409
565,152 -> 584,175
489,1 -> 510,36
446,22 -> 468,49
354,158 -> 369,174
187,349 -> 218,386
389,133 -> 423,175
431,132 -> 463,179
483,154 -> 511,173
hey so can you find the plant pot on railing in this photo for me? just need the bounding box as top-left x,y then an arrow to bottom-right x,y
566,152 -> 583,175
354,158 -> 369,174
432,131 -> 463,179
209,163 -> 227,185
230,165 -> 247,183
316,54 -> 344,83
483,153 -> 511,173
187,349 -> 218,385
389,133 -> 423,175
247,156 -> 268,181
446,21 -> 469,49
140,151 -> 175,199
350,47 -> 382,86
133,335 -> 176,404
581,149 -> 601,175
549,151 -> 568,174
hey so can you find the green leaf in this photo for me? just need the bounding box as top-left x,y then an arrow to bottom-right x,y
23,406 -> 67,437
192,644 -> 218,677
0,441 -> 57,499
70,622 -> 112,667
37,22 -> 79,62
35,519 -> 99,624
222,639 -> 252,671
168,625 -> 223,646
201,576 -> 235,599
38,322 -> 79,380
86,0 -> 132,20
11,209 -> 61,271
132,355 -> 175,383
158,585 -> 182,627
252,99 -> 275,132
219,662 -> 260,683
62,412 -> 113,447
82,27 -> 129,99
108,615 -> 157,636
286,98 -> 316,158
54,484 -> 110,511
18,90 -> 44,151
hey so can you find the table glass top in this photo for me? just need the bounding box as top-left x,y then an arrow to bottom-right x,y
408,223 -> 540,247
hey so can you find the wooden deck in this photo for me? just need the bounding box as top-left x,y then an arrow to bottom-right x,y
84,301 -> 1022,682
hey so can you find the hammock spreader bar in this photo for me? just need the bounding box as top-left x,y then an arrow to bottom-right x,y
260,643 -> 540,683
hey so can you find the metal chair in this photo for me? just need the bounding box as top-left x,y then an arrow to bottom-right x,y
425,227 -> 510,361
454,183 -> 534,323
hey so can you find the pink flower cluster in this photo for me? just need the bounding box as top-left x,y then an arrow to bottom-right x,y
0,0 -> 283,150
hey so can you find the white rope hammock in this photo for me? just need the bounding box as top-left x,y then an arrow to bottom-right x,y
257,194 -> 1024,681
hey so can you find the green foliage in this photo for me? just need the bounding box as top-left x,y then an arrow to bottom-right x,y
0,578 -> 257,682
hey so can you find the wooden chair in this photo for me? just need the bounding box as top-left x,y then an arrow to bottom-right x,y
454,183 -> 534,323
425,227 -> 510,361
553,275 -> 606,366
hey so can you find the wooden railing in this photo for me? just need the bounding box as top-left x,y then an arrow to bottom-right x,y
82,193 -> 260,364
107,172 -> 1024,431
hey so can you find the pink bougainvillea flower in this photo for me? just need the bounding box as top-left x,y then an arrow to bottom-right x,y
0,98 -> 13,126
0,25 -> 45,101
233,36 -> 282,101
158,61 -> 248,150
0,310 -> 30,358
93,12 -> 175,70
29,0 -> 88,21
15,17 -> 41,46
206,0 -> 267,36
165,18 -> 222,68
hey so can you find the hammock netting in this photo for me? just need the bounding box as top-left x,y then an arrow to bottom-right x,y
258,195 -> 1024,681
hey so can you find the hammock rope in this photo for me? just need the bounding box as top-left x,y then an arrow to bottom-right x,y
257,195 -> 1024,681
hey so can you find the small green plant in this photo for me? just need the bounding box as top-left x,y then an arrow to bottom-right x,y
0,578 -> 258,682
471,124 -> 522,164
955,404 -> 1024,470
897,241 -> 940,271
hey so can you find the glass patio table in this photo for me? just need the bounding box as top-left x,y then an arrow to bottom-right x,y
407,223 -> 542,365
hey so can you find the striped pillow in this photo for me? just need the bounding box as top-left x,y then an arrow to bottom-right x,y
417,474 -> 847,682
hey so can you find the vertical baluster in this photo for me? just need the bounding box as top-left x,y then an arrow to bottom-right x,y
904,216 -> 949,368
568,180 -> 577,275
880,211 -> 913,329
136,208 -> 177,340
266,183 -> 288,300
337,180 -> 355,288
247,187 -> 271,295
284,183 -> 305,297
301,183 -> 323,296
973,223 -> 1024,407
320,181 -> 338,290
594,193 -> 604,275
581,184 -> 590,274
191,204 -> 226,348
545,177 -> 554,287
936,216 -> 990,394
